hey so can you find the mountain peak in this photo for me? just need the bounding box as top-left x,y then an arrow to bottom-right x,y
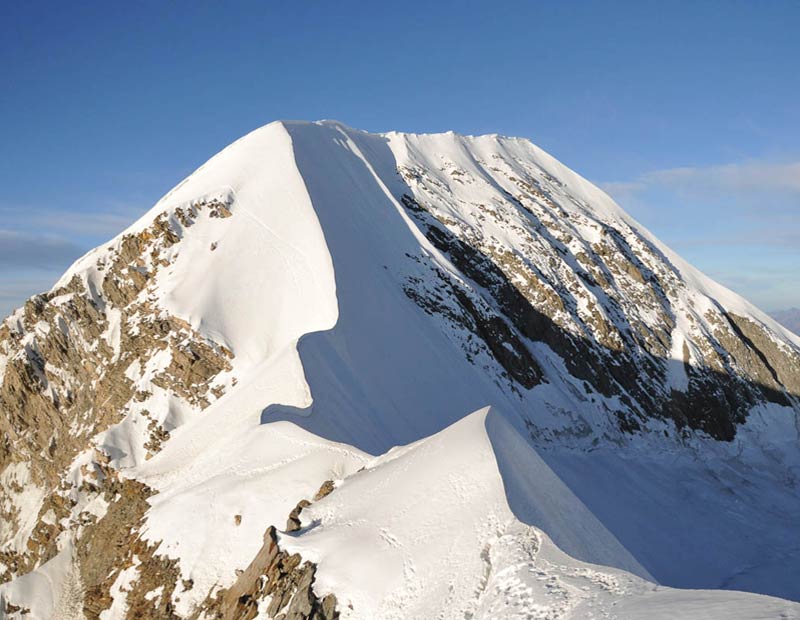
1,122 -> 799,618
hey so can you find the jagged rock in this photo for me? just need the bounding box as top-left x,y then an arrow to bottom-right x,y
0,199 -> 238,585
286,500 -> 311,533
313,480 -> 335,501
198,526 -> 338,620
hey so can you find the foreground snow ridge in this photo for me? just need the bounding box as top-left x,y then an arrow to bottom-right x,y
0,121 -> 799,619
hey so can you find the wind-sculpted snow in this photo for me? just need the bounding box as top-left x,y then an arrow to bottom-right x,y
1,121 -> 799,618
273,409 -> 799,620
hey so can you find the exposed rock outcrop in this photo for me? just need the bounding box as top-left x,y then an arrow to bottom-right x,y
197,481 -> 341,620
0,199 -> 237,585
197,526 -> 338,620
397,159 -> 800,441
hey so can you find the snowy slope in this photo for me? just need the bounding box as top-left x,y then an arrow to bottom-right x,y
280,408 -> 798,620
1,121 -> 799,619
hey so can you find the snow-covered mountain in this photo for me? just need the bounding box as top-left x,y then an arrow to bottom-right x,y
1,120 -> 799,619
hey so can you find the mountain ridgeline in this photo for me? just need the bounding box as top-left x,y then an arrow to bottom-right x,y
1,121 -> 799,619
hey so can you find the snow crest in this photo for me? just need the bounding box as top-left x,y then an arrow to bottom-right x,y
2,121 -> 799,619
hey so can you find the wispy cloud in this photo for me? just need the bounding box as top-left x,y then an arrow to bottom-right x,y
28,210 -> 137,238
660,223 -> 800,250
600,181 -> 646,197
0,203 -> 142,240
0,274 -> 63,318
641,161 -> 800,193
602,159 -> 800,209
0,202 -> 144,319
601,159 -> 800,310
0,229 -> 85,270
770,308 -> 800,336
601,159 -> 800,239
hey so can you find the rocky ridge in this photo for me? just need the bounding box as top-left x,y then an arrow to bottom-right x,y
0,120 -> 798,618
0,199 -> 236,589
394,159 -> 800,440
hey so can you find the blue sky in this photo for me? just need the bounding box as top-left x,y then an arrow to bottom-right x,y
1,1 -> 798,318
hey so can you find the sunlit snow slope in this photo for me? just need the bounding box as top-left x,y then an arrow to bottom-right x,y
1,121 -> 799,619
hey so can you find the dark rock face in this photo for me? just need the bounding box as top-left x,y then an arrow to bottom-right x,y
400,194 -> 543,390
396,156 -> 800,442
313,481 -> 336,501
0,453 -> 188,620
198,526 -> 338,620
198,481 -> 342,620
286,500 -> 311,533
77,470 -> 184,620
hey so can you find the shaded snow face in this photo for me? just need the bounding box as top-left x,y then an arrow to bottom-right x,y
280,409 -> 800,620
1,120 -> 799,619
261,120 -> 800,451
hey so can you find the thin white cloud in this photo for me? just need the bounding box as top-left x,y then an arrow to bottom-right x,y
29,210 -> 137,238
641,161 -> 800,194
666,226 -> 800,250
0,204 -> 142,239
601,159 -> 800,310
0,229 -> 84,270
0,203 -> 144,319
598,181 -> 646,200
602,159 -> 800,207
0,274 -> 63,318
601,158 -> 800,243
